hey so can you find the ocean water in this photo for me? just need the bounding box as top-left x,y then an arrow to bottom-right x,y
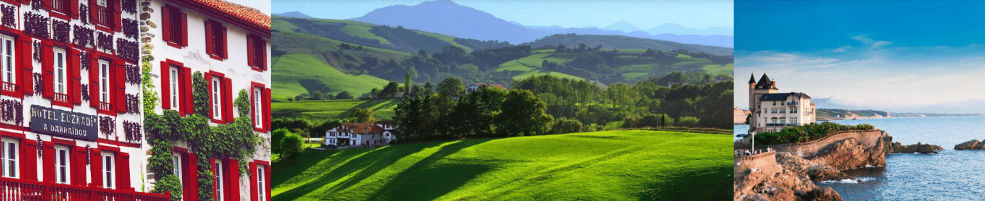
819,117 -> 985,200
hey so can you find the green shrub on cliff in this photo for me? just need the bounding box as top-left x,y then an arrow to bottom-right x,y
754,122 -> 875,145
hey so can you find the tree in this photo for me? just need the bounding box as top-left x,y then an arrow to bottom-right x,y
335,91 -> 354,99
551,118 -> 582,134
281,132 -> 304,159
348,108 -> 374,123
380,82 -> 400,99
271,128 -> 289,153
436,77 -> 464,99
497,89 -> 554,136
405,71 -> 413,95
310,91 -> 324,100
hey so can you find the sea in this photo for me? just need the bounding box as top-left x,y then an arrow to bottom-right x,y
736,116 -> 985,200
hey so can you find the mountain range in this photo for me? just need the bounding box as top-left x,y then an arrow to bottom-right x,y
274,0 -> 732,47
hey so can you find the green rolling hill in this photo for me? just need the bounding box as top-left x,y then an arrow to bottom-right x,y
272,54 -> 391,100
271,130 -> 732,200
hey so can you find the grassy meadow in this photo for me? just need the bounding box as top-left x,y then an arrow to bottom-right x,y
271,130 -> 732,200
273,100 -> 397,121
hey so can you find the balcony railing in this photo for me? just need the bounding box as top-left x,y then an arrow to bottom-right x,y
54,93 -> 69,103
99,102 -> 112,111
0,82 -> 14,93
765,123 -> 799,127
0,177 -> 169,201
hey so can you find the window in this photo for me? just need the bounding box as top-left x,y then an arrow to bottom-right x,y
257,165 -> 265,199
170,66 -> 180,111
99,59 -> 110,103
55,146 -> 69,184
248,36 -> 266,70
103,152 -> 115,189
1,139 -> 16,178
206,21 -> 226,59
166,6 -> 184,45
215,161 -> 224,201
172,154 -> 181,185
53,48 -> 67,99
212,77 -> 221,119
49,0 -> 71,14
0,35 -> 13,92
94,0 -> 112,27
254,88 -> 262,128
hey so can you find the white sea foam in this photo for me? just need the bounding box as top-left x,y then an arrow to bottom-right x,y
820,177 -> 874,184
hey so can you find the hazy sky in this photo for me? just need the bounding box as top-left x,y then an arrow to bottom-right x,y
271,0 -> 733,29
735,0 -> 985,113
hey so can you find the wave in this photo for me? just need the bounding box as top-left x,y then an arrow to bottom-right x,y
820,177 -> 875,184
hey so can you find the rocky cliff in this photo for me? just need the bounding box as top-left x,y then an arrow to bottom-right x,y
954,139 -> 985,150
734,152 -> 842,201
890,142 -> 943,153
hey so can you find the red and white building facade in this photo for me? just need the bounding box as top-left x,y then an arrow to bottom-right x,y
0,0 -> 169,200
147,0 -> 270,201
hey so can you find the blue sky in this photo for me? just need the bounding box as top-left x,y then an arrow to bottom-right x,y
271,0 -> 733,29
735,0 -> 985,113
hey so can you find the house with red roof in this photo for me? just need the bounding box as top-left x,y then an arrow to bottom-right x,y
325,123 -> 396,148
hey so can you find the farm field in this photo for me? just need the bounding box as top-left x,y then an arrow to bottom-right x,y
271,130 -> 732,200
273,100 -> 396,121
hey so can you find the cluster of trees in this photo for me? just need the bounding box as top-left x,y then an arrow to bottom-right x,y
513,73 -> 732,129
394,77 -> 556,142
754,122 -> 876,145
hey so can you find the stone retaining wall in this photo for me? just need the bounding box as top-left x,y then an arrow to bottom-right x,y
770,129 -> 885,158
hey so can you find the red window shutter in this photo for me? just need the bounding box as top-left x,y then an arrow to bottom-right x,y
249,162 -> 257,201
116,153 -> 131,190
70,49 -> 81,105
89,148 -> 102,187
160,61 -> 170,109
182,67 -> 192,115
185,153 -> 199,201
115,61 -> 126,113
89,55 -> 99,108
181,12 -> 188,47
246,35 -> 255,67
205,72 -> 213,118
19,37 -> 32,96
20,0 -> 28,5
263,88 -> 271,131
222,77 -> 232,122
161,5 -> 170,43
227,159 -> 240,201
88,0 -> 97,24
220,26 -> 227,59
260,39 -> 267,70
73,147 -> 86,186
19,141 -> 37,181
204,21 -> 213,55
42,144 -> 54,183
70,0 -> 79,18
205,21 -> 215,55
113,0 -> 121,31
42,42 -> 53,99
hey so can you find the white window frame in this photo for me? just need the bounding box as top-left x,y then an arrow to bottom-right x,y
215,160 -> 224,201
55,146 -> 70,184
212,77 -> 221,119
102,152 -> 115,189
254,88 -> 262,127
99,59 -> 110,101
170,66 -> 180,111
54,48 -> 67,94
0,35 -> 14,87
1,138 -> 16,178
172,154 -> 181,185
257,165 -> 265,199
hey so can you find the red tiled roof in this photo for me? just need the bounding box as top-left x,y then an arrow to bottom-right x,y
341,123 -> 385,134
188,0 -> 270,31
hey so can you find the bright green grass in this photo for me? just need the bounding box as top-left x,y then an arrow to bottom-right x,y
496,51 -> 570,72
271,130 -> 732,200
273,100 -> 396,121
512,71 -> 584,81
272,54 -> 390,100
341,25 -> 392,45
702,63 -> 733,76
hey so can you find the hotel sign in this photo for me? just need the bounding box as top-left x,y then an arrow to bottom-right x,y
29,105 -> 98,141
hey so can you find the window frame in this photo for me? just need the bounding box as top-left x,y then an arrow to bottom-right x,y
211,77 -> 222,120
0,34 -> 14,94
172,154 -> 181,185
53,47 -> 68,103
0,138 -> 16,179
102,152 -> 115,189
169,66 -> 180,111
215,160 -> 224,201
253,87 -> 262,128
99,59 -> 110,105
165,6 -> 184,47
257,165 -> 265,199
55,146 -> 70,184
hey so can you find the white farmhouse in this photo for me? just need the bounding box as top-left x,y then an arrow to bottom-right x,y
325,123 -> 395,148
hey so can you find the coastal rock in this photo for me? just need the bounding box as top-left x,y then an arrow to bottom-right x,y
735,153 -> 845,201
776,152 -> 849,181
954,139 -> 980,150
808,137 -> 889,170
803,188 -> 843,201
890,142 -> 942,154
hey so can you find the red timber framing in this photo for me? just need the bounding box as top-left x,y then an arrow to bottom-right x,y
160,59 -> 193,116
248,160 -> 270,201
250,82 -> 270,132
205,71 -> 233,124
